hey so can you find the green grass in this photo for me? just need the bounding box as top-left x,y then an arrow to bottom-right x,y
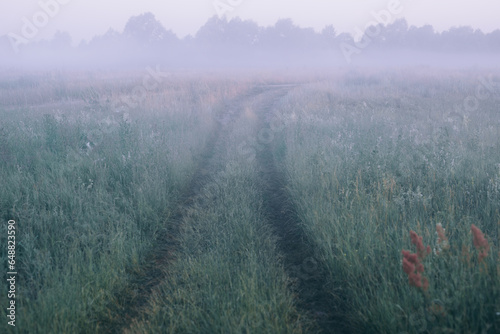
125,164 -> 305,333
1,69 -> 499,333
272,70 -> 500,333
125,101 -> 306,333
0,73 -> 249,333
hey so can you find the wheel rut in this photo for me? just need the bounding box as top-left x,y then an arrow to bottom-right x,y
98,86 -> 273,333
253,89 -> 350,334
101,85 -> 349,333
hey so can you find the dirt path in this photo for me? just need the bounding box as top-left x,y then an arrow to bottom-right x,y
98,86 -> 281,333
252,90 -> 350,334
100,85 -> 349,333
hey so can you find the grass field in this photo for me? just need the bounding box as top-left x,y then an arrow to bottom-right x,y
1,69 -> 499,333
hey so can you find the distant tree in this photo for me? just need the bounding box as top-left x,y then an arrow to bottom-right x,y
440,26 -> 479,52
259,18 -> 317,50
195,16 -> 229,45
336,32 -> 354,45
87,28 -> 124,48
321,25 -> 337,48
123,12 -> 177,46
470,29 -> 486,51
383,19 -> 409,47
406,24 -> 436,50
274,18 -> 296,36
226,18 -> 261,47
50,31 -> 72,49
486,29 -> 500,51
195,16 -> 260,48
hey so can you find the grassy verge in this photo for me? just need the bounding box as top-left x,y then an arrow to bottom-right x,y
0,73 -> 247,333
272,71 -> 500,333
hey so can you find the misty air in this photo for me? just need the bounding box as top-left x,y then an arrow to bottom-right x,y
1,1 -> 499,333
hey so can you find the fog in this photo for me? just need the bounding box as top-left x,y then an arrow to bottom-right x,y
2,3 -> 500,333
1,3 -> 500,71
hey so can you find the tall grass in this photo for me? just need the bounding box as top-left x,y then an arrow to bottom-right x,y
2,69 -> 499,333
272,70 -> 500,333
126,99 -> 307,333
0,72 -> 248,333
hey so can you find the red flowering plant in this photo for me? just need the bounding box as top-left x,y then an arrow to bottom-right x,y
402,230 -> 431,292
400,224 -> 497,331
402,224 -> 491,293
435,223 -> 450,255
470,224 -> 490,264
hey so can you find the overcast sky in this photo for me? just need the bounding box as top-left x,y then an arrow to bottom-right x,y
2,0 -> 500,45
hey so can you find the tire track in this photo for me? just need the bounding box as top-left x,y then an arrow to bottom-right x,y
253,89 -> 350,334
98,86 -> 272,333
